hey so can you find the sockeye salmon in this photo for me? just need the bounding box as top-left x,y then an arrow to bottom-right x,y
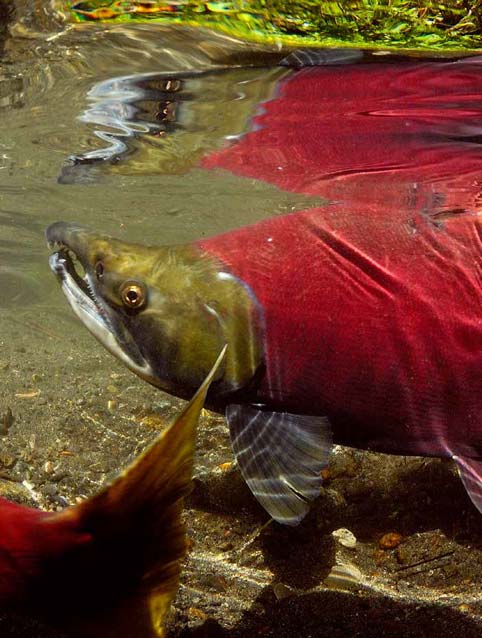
46,208 -> 482,527
46,55 -> 482,527
0,349 -> 223,637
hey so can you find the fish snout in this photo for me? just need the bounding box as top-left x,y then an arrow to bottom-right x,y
45,221 -> 94,250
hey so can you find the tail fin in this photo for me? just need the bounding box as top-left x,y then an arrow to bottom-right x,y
33,346 -> 226,637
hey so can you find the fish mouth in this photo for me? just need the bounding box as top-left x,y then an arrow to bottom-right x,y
46,224 -> 154,379
48,244 -> 114,337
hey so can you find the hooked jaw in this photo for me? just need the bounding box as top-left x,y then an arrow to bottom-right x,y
46,222 -> 155,382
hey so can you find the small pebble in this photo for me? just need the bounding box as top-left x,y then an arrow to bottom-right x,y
0,453 -> 16,468
272,582 -> 296,600
0,408 -> 14,435
379,532 -> 403,549
15,389 -> 40,399
43,461 -> 54,474
187,607 -> 208,621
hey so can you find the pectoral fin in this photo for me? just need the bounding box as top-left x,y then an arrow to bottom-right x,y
453,455 -> 482,513
226,405 -> 332,526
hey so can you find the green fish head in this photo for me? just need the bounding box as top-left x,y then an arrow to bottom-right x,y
46,222 -> 264,401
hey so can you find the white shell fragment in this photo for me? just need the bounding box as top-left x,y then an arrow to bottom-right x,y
332,527 -> 357,549
324,561 -> 363,591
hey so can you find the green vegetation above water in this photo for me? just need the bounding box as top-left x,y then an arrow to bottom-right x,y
63,1 -> 482,51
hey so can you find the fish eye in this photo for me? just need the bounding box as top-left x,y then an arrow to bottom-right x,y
95,261 -> 104,280
120,282 -> 146,310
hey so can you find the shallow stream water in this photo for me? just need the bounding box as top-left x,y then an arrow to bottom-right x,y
0,2 -> 481,637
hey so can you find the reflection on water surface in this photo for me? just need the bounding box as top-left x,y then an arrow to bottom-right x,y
59,53 -> 482,225
61,66 -> 286,179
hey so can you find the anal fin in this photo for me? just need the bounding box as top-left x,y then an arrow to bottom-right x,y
453,455 -> 482,513
226,405 -> 332,526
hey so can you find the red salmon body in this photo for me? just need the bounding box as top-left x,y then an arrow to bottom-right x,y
197,58 -> 482,515
198,203 -> 482,460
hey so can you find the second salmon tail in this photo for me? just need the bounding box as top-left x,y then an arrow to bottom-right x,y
0,346 -> 226,637
61,344 -> 227,637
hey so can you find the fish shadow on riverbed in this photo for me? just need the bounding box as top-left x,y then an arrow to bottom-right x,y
185,450 -> 481,638
324,453 -> 481,549
5,585 -> 480,638
189,451 -> 481,551
182,587 -> 482,638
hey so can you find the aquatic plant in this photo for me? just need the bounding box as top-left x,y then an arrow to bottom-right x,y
63,1 -> 482,51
